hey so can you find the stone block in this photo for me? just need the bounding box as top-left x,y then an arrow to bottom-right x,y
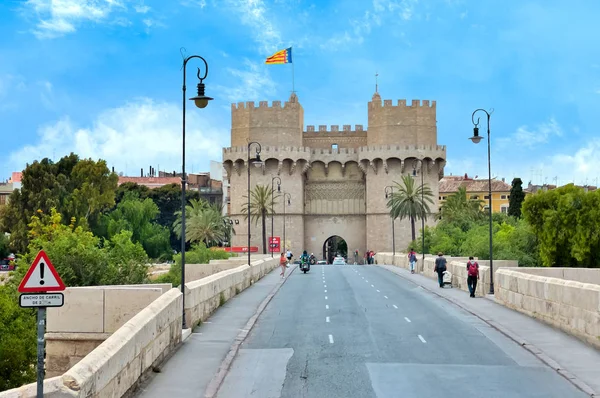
47,288 -> 104,333
104,288 -> 163,333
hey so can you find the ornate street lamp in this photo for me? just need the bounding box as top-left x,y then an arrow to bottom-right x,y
180,52 -> 213,329
271,177 -> 281,257
384,186 -> 396,256
247,142 -> 263,267
471,108 -> 494,294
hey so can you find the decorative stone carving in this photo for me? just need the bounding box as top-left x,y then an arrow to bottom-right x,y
358,160 -> 368,175
305,182 -> 365,201
277,160 -> 282,176
382,159 -> 388,174
370,160 -> 377,175
324,163 -> 329,177
302,161 -> 311,175
233,161 -> 241,176
427,159 -> 433,173
289,161 -> 297,176
400,159 -> 405,173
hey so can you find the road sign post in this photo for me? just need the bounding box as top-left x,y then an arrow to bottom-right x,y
18,250 -> 65,398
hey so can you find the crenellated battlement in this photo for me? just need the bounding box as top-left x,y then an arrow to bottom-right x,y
231,99 -> 300,110
223,146 -> 312,154
369,99 -> 436,109
304,125 -> 366,133
359,144 -> 446,152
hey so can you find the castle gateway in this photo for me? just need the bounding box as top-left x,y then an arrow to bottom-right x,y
223,91 -> 446,260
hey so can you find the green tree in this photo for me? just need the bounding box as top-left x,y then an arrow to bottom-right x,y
100,193 -> 171,260
0,234 -> 9,258
387,175 -> 434,242
186,205 -> 227,246
508,178 -> 526,218
0,282 -> 36,391
241,185 -> 279,254
153,243 -> 230,286
439,186 -> 484,229
0,154 -> 118,253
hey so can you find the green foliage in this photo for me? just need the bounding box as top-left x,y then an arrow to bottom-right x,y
439,187 -> 485,229
386,175 -> 435,241
523,184 -> 600,267
0,280 -> 36,391
100,192 -> 172,260
0,234 -> 9,258
0,154 -> 118,253
24,209 -> 148,287
173,199 -> 228,247
241,185 -> 280,254
154,243 -> 231,286
508,178 -> 526,218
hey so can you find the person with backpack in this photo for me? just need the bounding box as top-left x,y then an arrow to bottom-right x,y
466,256 -> 479,297
434,252 -> 447,288
408,248 -> 418,274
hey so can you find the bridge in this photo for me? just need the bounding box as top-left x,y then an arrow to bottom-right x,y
2,254 -> 600,397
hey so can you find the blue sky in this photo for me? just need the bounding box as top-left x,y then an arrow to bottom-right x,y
1,0 -> 599,186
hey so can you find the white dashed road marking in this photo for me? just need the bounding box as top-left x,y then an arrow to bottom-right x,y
377,290 -> 380,292
418,335 -> 427,343
405,317 -> 411,323
371,284 -> 374,287
326,305 -> 329,309
393,305 -> 398,309
326,316 -> 330,323
384,296 -> 388,299
329,334 -> 334,344
325,296 -> 328,300
324,290 -> 327,293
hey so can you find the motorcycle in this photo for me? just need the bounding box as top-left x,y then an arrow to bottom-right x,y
300,259 -> 311,273
309,255 -> 316,265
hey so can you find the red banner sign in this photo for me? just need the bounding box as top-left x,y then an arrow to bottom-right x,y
225,246 -> 259,253
269,236 -> 281,253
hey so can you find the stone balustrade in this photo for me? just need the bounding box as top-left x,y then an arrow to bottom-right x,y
0,256 -> 278,398
495,268 -> 600,349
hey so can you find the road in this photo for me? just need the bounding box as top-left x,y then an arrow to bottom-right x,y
216,264 -> 588,398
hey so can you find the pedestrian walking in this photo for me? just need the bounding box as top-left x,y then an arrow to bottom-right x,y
286,248 -> 293,263
279,253 -> 288,278
354,249 -> 359,265
434,252 -> 447,288
408,248 -> 417,274
466,256 -> 479,297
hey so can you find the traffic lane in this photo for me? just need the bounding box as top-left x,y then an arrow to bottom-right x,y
226,264 -> 379,398
352,264 -> 588,397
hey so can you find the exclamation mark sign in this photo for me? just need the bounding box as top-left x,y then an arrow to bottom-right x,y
40,262 -> 45,285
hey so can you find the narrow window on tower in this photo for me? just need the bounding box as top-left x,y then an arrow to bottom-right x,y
331,143 -> 338,151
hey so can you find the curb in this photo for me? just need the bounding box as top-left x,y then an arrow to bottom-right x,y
378,264 -> 598,398
203,264 -> 297,398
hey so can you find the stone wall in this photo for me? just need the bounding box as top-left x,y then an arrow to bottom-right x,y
0,288 -> 183,398
495,268 -> 600,349
45,284 -> 171,377
1,257 -> 279,398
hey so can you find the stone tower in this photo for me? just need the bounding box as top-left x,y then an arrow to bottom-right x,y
223,92 -> 446,260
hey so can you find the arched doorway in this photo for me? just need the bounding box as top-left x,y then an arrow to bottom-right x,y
323,235 -> 348,264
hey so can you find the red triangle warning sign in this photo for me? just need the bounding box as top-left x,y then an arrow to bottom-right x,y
18,250 -> 66,293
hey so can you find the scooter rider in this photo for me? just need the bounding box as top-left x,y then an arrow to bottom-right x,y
300,250 -> 310,271
309,252 -> 316,265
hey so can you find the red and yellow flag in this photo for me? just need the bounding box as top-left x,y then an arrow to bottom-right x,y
265,47 -> 292,64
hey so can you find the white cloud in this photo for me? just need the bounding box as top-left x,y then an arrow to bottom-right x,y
8,98 -> 226,175
227,0 -> 282,54
547,140 -> 600,184
134,4 -> 150,13
500,118 -> 563,149
214,60 -> 277,102
23,0 -> 131,38
180,0 -> 207,7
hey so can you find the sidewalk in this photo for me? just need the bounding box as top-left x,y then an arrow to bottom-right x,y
378,264 -> 600,397
134,265 -> 293,398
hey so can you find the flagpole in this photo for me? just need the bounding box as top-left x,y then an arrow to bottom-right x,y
292,61 -> 295,93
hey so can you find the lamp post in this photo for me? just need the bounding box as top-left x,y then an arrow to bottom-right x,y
247,142 -> 263,267
384,186 -> 395,256
181,53 -> 213,329
282,192 -> 291,253
271,177 -> 281,257
412,162 -> 426,263
470,108 -> 494,295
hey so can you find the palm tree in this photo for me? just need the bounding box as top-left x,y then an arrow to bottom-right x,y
387,174 -> 435,241
440,186 -> 484,227
173,199 -> 228,246
241,184 -> 280,254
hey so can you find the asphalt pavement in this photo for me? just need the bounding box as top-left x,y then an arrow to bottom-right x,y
216,264 -> 588,398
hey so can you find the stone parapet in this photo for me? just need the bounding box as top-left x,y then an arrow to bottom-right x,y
495,268 -> 600,349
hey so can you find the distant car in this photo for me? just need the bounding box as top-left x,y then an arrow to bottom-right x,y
332,257 -> 346,265
293,260 -> 302,265
0,258 -> 15,271
317,260 -> 327,265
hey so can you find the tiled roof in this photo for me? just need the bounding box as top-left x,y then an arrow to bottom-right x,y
439,177 -> 511,194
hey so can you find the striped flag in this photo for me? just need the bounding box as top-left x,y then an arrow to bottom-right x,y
265,47 -> 292,64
